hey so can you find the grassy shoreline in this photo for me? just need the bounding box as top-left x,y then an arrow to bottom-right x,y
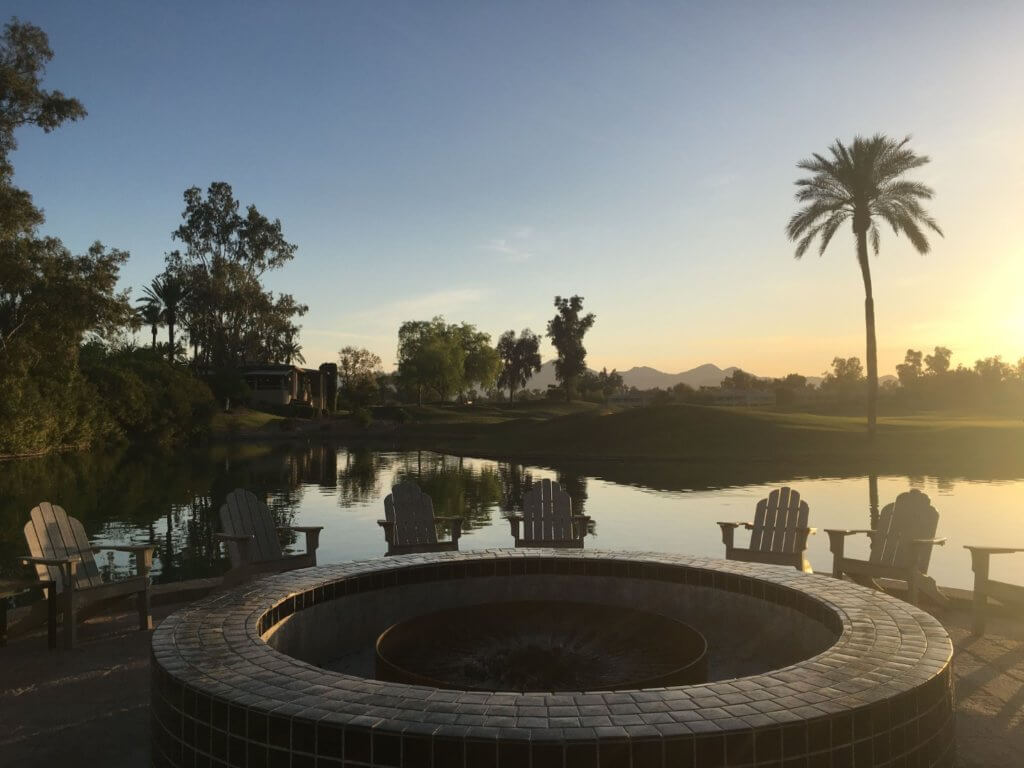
209,402 -> 1024,477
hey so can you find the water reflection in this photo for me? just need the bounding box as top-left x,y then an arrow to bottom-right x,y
1,441 -> 1022,590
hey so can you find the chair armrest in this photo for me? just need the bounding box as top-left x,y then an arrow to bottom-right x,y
824,529 -> 873,536
278,526 -> 324,533
215,533 -> 255,542
91,544 -> 156,554
716,522 -> 752,528
508,514 -> 524,521
377,519 -> 393,528
21,556 -> 72,567
803,527 -> 818,535
964,546 -> 1024,554
911,538 -> 947,546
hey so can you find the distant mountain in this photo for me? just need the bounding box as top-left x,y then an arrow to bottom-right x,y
522,361 -> 894,391
524,362 -> 740,391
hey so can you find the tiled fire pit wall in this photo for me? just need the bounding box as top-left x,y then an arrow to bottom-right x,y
151,550 -> 954,768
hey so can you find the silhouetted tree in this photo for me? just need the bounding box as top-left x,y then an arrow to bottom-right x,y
788,135 -> 942,439
896,349 -> 923,387
820,356 -> 865,399
137,299 -> 162,350
166,182 -> 306,367
496,329 -> 542,403
337,346 -> 382,407
142,272 -> 191,363
924,346 -> 952,375
546,295 -> 596,402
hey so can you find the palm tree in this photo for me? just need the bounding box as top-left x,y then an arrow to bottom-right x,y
787,134 -> 942,439
136,299 -> 163,350
281,337 -> 305,366
143,273 -> 191,364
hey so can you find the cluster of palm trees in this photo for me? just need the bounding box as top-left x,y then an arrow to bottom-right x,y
136,273 -> 190,364
788,134 -> 942,440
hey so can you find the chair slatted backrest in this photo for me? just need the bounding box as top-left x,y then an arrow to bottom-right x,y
521,479 -> 574,543
749,487 -> 810,554
384,482 -> 438,547
23,502 -> 103,594
220,489 -> 282,567
871,489 -> 939,571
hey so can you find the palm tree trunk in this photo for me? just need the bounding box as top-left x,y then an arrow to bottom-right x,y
168,320 -> 175,364
151,325 -> 158,350
857,228 -> 878,441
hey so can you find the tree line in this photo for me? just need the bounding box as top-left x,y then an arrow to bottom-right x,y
0,20 -> 305,455
333,295 -> 607,409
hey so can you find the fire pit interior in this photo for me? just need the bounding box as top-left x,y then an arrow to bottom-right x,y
375,600 -> 707,691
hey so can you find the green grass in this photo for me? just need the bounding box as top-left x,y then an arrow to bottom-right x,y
209,407 -> 284,434
413,403 -> 1024,472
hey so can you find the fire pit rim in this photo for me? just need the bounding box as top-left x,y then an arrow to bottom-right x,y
151,548 -> 954,762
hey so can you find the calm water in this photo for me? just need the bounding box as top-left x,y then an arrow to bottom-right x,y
2,441 -> 1022,591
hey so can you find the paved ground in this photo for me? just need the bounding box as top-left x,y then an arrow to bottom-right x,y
1,600 -> 1021,767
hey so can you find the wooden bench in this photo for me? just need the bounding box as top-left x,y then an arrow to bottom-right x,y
827,488 -> 948,606
509,479 -> 590,548
21,502 -> 154,649
378,481 -> 462,556
217,489 -> 323,585
964,545 -> 1024,635
718,487 -> 816,572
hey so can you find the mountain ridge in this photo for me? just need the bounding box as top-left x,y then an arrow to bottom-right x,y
524,361 -> 892,391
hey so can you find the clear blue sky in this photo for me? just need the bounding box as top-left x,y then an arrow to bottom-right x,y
9,1 -> 1024,375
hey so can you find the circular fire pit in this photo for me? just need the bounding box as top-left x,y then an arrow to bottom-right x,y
151,550 -> 955,768
375,600 -> 708,691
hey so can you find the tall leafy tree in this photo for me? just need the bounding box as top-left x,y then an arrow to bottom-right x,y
456,322 -> 500,399
0,18 -> 86,241
787,134 -> 942,439
0,19 -> 135,454
338,346 -> 383,407
496,329 -> 542,403
166,182 -> 306,367
396,317 -> 465,405
546,295 -> 596,402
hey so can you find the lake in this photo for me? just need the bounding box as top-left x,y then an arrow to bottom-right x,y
2,441 -> 1022,591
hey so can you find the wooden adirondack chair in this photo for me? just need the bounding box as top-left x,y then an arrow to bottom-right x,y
216,489 -> 323,585
509,479 -> 590,548
378,481 -> 463,555
717,487 -> 816,572
20,502 -> 154,649
827,488 -> 948,605
965,545 -> 1024,635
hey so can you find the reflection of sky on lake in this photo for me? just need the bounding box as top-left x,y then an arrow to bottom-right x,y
278,450 -> 1024,591
3,443 -> 1022,591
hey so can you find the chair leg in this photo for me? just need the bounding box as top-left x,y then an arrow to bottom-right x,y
63,583 -> 76,650
47,585 -> 57,650
138,587 -> 153,631
907,570 -> 920,605
969,550 -> 990,636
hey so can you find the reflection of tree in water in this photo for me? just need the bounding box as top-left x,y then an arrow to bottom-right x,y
497,462 -> 535,514
337,446 -> 392,505
494,462 -> 596,536
554,467 -> 595,536
393,453 -> 502,532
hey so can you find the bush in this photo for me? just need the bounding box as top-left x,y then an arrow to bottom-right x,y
353,407 -> 373,430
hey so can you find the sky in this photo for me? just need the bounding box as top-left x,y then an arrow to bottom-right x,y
8,1 -> 1024,377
